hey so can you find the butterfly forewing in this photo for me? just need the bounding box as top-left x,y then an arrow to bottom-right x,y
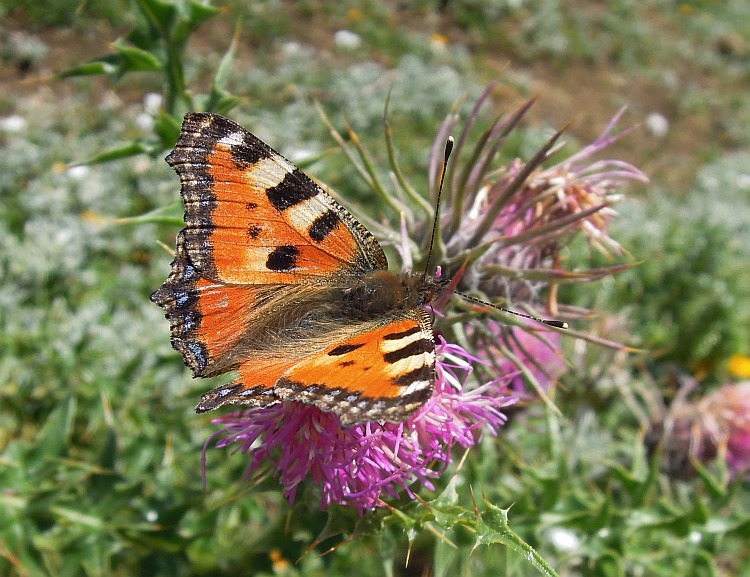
166,113 -> 387,285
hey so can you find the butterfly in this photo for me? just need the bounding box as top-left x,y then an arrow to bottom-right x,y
151,113 -> 450,426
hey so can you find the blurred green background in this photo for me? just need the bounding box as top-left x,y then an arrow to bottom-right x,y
1,1 -> 749,575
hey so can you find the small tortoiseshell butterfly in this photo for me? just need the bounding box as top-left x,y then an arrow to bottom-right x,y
152,113 -> 450,425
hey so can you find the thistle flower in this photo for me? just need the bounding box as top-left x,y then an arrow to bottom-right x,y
654,380 -> 750,480
422,86 -> 643,395
206,339 -> 514,512
426,87 -> 647,309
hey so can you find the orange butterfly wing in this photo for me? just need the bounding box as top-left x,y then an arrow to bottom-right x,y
152,113 -> 439,424
276,313 -> 435,425
166,113 -> 386,284
151,232 -> 261,377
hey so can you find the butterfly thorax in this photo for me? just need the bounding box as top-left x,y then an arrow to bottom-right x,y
339,270 -> 450,321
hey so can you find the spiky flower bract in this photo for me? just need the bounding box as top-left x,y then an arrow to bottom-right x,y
419,85 -> 644,395
425,86 -> 647,315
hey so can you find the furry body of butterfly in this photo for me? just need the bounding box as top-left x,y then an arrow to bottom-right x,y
201,270 -> 448,373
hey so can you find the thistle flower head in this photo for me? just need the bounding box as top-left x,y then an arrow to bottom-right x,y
206,340 -> 514,512
426,88 -> 647,310
653,380 -> 750,480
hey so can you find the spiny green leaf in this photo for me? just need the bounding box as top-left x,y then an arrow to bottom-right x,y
116,202 -> 184,226
430,480 -> 474,530
588,492 -> 614,532
726,515 -> 750,538
592,550 -> 623,577
607,462 -> 646,495
186,1 -> 221,32
171,0 -> 221,46
154,113 -> 182,149
50,506 -> 106,529
688,494 -> 710,525
691,452 -> 729,499
135,0 -> 178,38
205,23 -> 241,116
55,58 -> 119,78
692,550 -> 718,577
212,25 -> 238,94
474,497 -> 560,577
32,397 -> 76,462
625,505 -> 690,534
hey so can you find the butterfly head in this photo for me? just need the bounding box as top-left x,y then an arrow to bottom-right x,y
412,272 -> 451,307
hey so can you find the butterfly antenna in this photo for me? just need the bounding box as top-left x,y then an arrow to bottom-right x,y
457,291 -> 568,329
423,136 -> 454,278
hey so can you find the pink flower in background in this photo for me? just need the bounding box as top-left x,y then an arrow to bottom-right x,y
655,380 -> 750,480
706,381 -> 750,479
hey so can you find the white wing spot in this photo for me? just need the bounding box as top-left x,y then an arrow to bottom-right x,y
379,330 -> 424,353
244,156 -> 292,189
403,380 -> 431,395
219,131 -> 245,147
286,199 -> 329,232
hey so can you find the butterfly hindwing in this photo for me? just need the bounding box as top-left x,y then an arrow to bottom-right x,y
166,113 -> 387,285
193,311 -> 436,425
194,356 -> 296,413
277,311 -> 436,425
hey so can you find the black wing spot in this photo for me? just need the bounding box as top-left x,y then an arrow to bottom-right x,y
383,325 -> 422,340
246,202 -> 258,210
266,169 -> 318,211
383,339 -> 433,364
266,245 -> 299,271
338,360 -> 356,367
248,224 -> 262,239
230,134 -> 267,169
309,209 -> 340,242
328,343 -> 364,356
